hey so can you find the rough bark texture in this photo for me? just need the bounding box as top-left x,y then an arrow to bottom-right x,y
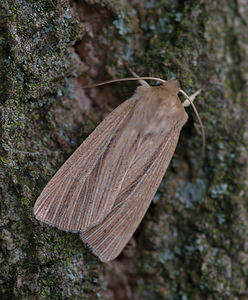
1,0 -> 247,299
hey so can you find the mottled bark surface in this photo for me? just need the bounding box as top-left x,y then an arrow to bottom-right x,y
1,0 -> 247,299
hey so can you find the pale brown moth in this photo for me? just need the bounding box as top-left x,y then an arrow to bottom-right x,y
33,75 -> 204,262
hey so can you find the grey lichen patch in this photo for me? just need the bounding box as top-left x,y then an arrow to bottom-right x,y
176,179 -> 206,208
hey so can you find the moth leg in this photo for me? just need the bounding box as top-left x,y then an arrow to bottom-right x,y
181,88 -> 202,107
125,64 -> 150,87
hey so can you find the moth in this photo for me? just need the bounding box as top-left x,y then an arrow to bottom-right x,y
33,75 -> 203,262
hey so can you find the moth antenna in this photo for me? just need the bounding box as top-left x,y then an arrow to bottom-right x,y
180,89 -> 205,161
82,77 -> 165,89
182,88 -> 202,107
182,75 -> 212,107
125,64 -> 150,87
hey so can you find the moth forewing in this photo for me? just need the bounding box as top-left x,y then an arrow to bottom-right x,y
33,95 -> 138,231
33,79 -> 189,261
80,128 -> 182,262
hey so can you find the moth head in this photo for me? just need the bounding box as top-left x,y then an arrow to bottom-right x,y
162,79 -> 180,95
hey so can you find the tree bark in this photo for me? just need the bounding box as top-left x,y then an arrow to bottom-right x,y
1,0 -> 248,299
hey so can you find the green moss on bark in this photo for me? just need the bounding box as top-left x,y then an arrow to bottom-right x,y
1,0 -> 248,299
